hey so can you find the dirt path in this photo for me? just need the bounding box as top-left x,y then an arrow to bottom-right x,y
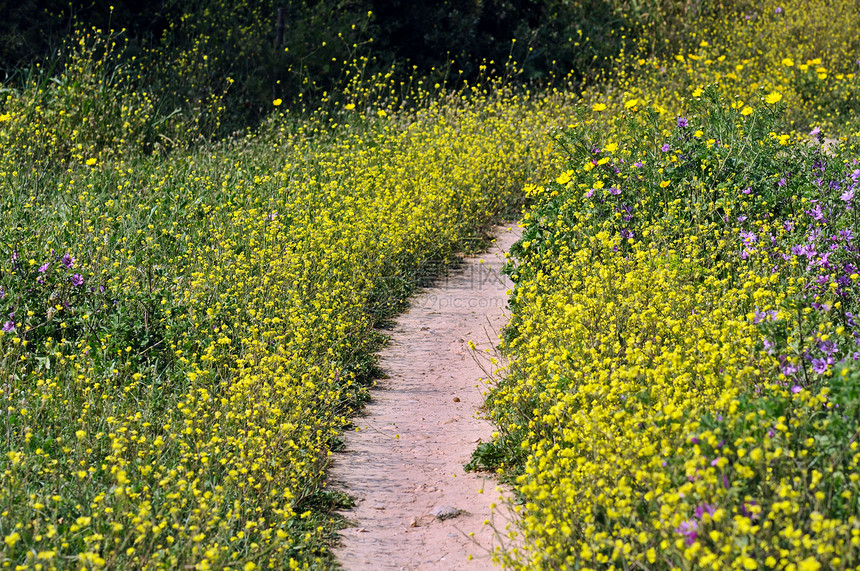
329,224 -> 520,570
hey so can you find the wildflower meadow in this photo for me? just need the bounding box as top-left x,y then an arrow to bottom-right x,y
477,0 -> 860,569
1,0 -> 860,569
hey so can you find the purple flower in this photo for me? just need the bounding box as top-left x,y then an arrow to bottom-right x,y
810,126 -> 821,137
807,204 -> 824,221
792,244 -> 816,258
841,188 -> 855,203
675,520 -> 698,546
70,274 -> 84,286
2,321 -> 14,332
633,161 -> 644,168
781,361 -> 798,376
62,254 -> 75,269
678,117 -> 688,128
661,143 -> 671,152
740,230 -> 757,245
737,215 -> 748,223
608,187 -> 621,195
775,6 -> 783,13
811,356 -> 834,374
585,189 -> 595,198
742,187 -> 752,194
621,229 -> 635,239
39,262 -> 50,273
820,340 -> 837,355
778,177 -> 787,187
695,504 -> 716,519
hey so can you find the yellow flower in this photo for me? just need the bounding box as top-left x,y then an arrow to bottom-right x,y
624,98 -> 639,109
85,158 -> 97,166
345,103 -> 356,110
273,98 -> 283,106
605,142 -> 618,153
4,532 -> 20,548
0,113 -> 10,122
555,171 -> 573,185
798,557 -> 821,571
592,103 -> 607,111
765,91 -> 783,104
782,57 -> 794,67
741,106 -> 753,116
692,87 -> 704,97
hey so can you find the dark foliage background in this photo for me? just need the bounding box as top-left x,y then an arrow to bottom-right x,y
0,0 -> 737,132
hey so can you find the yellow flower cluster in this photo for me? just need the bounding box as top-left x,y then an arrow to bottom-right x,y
583,0 -> 860,135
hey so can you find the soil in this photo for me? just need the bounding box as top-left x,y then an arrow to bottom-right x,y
329,224 -> 521,570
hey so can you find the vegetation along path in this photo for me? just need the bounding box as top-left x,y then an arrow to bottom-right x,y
330,224 -> 520,570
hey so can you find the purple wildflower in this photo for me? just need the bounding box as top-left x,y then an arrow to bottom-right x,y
675,520 -> 698,546
811,356 -> 834,374
39,262 -> 50,273
781,361 -> 798,376
661,143 -> 671,152
678,117 -> 688,128
62,254 -> 75,268
633,161 -> 644,168
608,187 -> 621,195
740,230 -> 757,245
2,321 -> 14,332
807,204 -> 824,221
70,274 -> 84,286
791,385 -> 804,394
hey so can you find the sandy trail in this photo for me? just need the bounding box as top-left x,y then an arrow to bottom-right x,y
329,224 -> 520,570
